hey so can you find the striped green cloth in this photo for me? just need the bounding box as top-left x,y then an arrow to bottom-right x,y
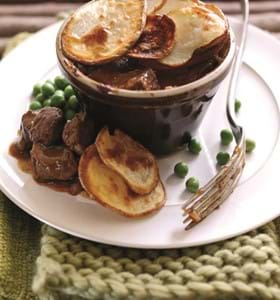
0,192 -> 40,300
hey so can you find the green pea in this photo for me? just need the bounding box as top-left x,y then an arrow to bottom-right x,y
45,79 -> 54,85
50,90 -> 65,108
246,139 -> 256,153
235,99 -> 241,113
186,177 -> 200,193
54,75 -> 69,90
68,95 -> 79,111
220,129 -> 233,146
35,93 -> 45,103
174,162 -> 189,178
32,84 -> 41,97
43,99 -> 52,107
64,85 -> 75,99
42,83 -> 55,98
216,152 -> 230,166
188,138 -> 202,155
64,109 -> 76,121
29,101 -> 42,111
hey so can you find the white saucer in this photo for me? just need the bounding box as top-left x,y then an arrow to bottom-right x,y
0,19 -> 279,249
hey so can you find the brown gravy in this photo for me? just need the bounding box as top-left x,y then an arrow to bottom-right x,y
39,179 -> 83,196
9,143 -> 83,196
9,142 -> 32,173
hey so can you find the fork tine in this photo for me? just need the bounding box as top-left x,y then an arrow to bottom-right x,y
197,167 -> 243,218
182,187 -> 219,212
184,184 -> 236,230
182,143 -> 244,213
184,170 -> 243,231
183,218 -> 193,228
183,157 -> 245,230
182,140 -> 246,230
192,152 -> 245,212
192,155 -> 244,215
182,144 -> 243,211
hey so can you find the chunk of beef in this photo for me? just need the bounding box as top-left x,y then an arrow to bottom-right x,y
89,67 -> 160,91
30,143 -> 77,182
62,112 -> 95,155
17,111 -> 37,151
30,107 -> 65,146
121,68 -> 160,91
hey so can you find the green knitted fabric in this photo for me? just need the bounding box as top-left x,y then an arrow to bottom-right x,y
0,192 -> 41,300
32,222 -> 280,300
2,191 -> 280,300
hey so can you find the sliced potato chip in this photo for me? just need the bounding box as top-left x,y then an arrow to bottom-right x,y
185,29 -> 230,67
128,14 -> 176,60
159,4 -> 227,68
156,0 -> 193,15
96,128 -> 159,195
79,145 -> 165,217
147,0 -> 166,14
204,3 -> 226,20
156,0 -> 224,16
61,0 -> 146,65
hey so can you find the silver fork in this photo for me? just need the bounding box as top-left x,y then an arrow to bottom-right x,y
182,0 -> 249,230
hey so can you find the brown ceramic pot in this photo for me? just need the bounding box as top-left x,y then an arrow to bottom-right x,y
56,22 -> 236,155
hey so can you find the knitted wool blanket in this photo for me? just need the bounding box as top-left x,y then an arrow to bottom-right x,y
1,193 -> 280,300
0,193 -> 280,300
32,223 -> 280,300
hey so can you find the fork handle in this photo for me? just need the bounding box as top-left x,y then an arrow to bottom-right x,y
226,0 -> 249,142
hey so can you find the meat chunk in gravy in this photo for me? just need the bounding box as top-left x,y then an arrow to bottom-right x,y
30,107 -> 65,146
122,68 -> 160,91
31,143 -> 77,182
89,67 -> 160,91
17,110 -> 37,151
63,112 -> 95,155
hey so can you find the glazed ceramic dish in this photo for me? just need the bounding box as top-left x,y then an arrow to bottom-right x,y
57,23 -> 236,155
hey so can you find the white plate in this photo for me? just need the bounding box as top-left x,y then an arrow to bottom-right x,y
0,19 -> 280,249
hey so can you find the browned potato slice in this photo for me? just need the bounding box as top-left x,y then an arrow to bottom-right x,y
156,0 -> 193,15
147,0 -> 167,14
156,0 -> 223,16
128,15 -> 176,60
204,3 -> 226,20
61,0 -> 146,65
158,4 -> 227,68
96,128 -> 159,195
79,145 -> 165,217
